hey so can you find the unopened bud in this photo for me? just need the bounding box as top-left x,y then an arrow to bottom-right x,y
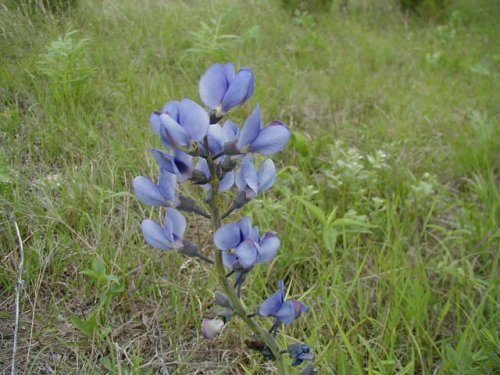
222,140 -> 241,156
201,318 -> 224,339
180,240 -> 200,257
220,157 -> 237,172
234,191 -> 250,209
214,291 -> 233,310
191,169 -> 209,184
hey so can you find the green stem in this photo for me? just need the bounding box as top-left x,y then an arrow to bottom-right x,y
206,151 -> 289,375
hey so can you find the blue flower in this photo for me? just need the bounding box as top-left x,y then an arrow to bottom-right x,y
236,154 -> 276,199
199,63 -> 255,116
287,343 -> 315,367
151,148 -> 193,180
236,104 -> 291,155
140,208 -> 186,250
214,217 -> 280,270
258,280 -> 308,324
133,169 -> 178,207
150,99 -> 209,150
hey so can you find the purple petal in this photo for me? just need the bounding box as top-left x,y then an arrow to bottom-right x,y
239,216 -> 252,240
150,112 -> 162,135
151,149 -> 176,174
249,122 -> 291,155
173,150 -> 193,179
166,208 -> 186,242
221,68 -> 255,113
141,219 -> 175,250
179,99 -> 209,141
199,63 -> 227,109
219,171 -> 234,192
256,231 -> 280,264
133,176 -> 169,206
275,300 -> 296,324
162,100 -> 180,121
257,159 -> 276,193
237,104 -> 262,149
222,250 -> 238,269
293,300 -> 308,319
214,221 -> 242,251
223,120 -> 240,143
160,113 -> 191,148
223,63 -> 235,83
207,124 -> 225,155
237,154 -> 258,195
158,169 -> 177,204
259,287 -> 284,317
235,240 -> 258,269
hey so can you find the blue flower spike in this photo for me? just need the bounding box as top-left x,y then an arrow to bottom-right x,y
258,280 -> 308,324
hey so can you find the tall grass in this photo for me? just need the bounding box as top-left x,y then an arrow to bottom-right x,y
1,0 -> 498,373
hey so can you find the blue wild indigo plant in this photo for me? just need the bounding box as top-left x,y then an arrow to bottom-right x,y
133,63 -> 315,374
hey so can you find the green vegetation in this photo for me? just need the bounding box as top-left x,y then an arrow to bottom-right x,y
1,0 -> 498,373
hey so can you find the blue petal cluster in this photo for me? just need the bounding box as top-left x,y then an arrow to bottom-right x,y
258,280 -> 308,324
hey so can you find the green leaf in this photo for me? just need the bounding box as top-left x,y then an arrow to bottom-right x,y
71,311 -> 98,338
294,196 -> 326,224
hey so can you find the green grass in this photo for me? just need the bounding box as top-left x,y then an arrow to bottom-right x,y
1,0 -> 498,373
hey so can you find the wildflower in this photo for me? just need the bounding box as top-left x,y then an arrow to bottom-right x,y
140,208 -> 186,250
236,154 -> 276,199
234,104 -> 291,156
287,343 -> 315,367
133,169 -> 178,207
199,63 -> 255,118
150,98 -> 209,150
214,217 -> 280,270
258,280 -> 308,324
195,158 -> 235,192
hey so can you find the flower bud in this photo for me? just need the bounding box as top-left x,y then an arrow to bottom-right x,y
221,157 -> 237,172
214,291 -> 233,310
201,318 -> 225,339
191,169 -> 210,185
180,240 -> 200,257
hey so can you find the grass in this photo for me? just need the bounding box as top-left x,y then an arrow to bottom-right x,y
0,0 -> 498,373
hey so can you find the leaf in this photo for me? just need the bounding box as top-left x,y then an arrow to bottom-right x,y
71,311 -> 98,338
294,196 -> 326,224
331,218 -> 376,233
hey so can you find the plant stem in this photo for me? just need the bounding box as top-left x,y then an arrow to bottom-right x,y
205,152 -> 289,375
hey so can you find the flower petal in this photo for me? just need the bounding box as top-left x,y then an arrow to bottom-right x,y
221,68 -> 255,113
195,158 -> 210,179
275,300 -> 296,324
237,154 -> 258,195
256,231 -> 280,264
179,98 -> 209,141
207,124 -> 225,155
249,121 -> 291,155
219,171 -> 234,192
158,169 -> 177,204
223,120 -> 240,143
238,216 -> 252,240
234,240 -> 258,269
133,176 -> 169,206
199,63 -> 228,109
214,221 -> 242,251
257,159 -> 276,193
141,219 -> 174,250
259,287 -> 284,317
237,104 -> 261,149
162,100 -> 180,121
222,250 -> 238,269
151,148 -> 176,174
160,113 -> 191,148
173,150 -> 193,179
150,112 -> 162,135
166,208 -> 186,242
